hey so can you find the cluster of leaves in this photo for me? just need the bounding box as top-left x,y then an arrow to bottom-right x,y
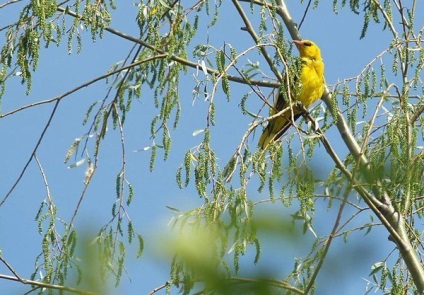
168,6 -> 340,294
169,1 -> 424,294
333,35 -> 424,216
1,0 -> 423,294
26,0 -> 229,292
34,200 -> 77,289
0,0 -> 114,97
327,2 -> 424,292
332,0 -> 393,39
168,202 -> 262,295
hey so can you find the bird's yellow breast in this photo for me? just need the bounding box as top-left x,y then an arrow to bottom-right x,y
297,58 -> 325,107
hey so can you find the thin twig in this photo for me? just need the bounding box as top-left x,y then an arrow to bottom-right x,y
148,281 -> 171,295
0,273 -> 97,295
0,56 -> 165,119
229,276 -> 304,295
298,0 -> 312,30
410,103 -> 424,125
231,0 -> 284,84
0,256 -> 24,283
304,188 -> 350,294
0,0 -> 22,9
0,100 -> 60,207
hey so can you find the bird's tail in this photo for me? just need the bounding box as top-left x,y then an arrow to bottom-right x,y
258,116 -> 292,149
258,101 -> 303,149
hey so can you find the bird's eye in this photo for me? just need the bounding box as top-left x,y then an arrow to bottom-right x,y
303,41 -> 312,46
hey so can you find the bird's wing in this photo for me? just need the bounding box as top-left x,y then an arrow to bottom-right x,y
258,91 -> 304,149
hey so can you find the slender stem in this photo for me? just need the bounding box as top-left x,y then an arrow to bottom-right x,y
410,104 -> 424,124
148,281 -> 171,295
229,276 -> 304,295
0,256 -> 24,283
230,0 -> 284,84
0,55 -> 165,119
0,100 -> 60,207
0,0 -> 22,9
0,274 -> 97,295
304,188 -> 350,293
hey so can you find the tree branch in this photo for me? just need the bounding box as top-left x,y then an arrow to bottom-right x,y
410,103 -> 424,125
56,6 -> 281,89
304,188 -> 350,294
0,273 -> 97,295
0,56 -> 165,119
0,100 -> 60,207
0,0 -> 22,9
228,276 -> 304,294
230,0 -> 284,84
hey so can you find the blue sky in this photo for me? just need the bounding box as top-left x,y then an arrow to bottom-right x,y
0,1 -> 422,294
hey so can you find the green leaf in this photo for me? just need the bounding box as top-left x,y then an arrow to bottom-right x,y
137,234 -> 144,258
369,261 -> 385,276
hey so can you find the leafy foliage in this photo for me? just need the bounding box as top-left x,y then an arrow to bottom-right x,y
0,0 -> 423,294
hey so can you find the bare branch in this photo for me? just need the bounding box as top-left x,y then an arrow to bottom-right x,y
0,56 -> 166,119
0,256 -> 24,283
304,189 -> 350,294
0,273 -> 97,295
229,276 -> 304,295
148,281 -> 171,295
0,0 -> 22,9
0,100 -> 60,208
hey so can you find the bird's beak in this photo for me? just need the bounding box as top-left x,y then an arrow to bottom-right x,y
293,40 -> 303,47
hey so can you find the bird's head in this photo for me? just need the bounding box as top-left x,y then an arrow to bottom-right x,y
293,40 -> 322,60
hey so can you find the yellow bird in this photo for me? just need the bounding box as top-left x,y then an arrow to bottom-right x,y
258,40 -> 325,149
